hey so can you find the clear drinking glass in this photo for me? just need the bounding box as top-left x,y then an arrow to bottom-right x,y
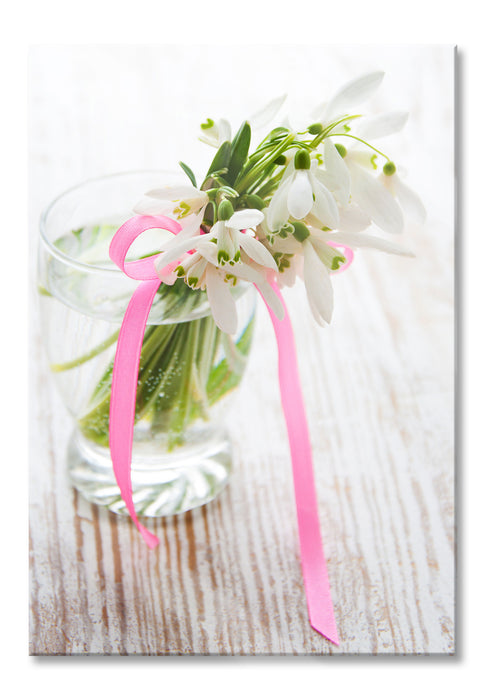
38,171 -> 256,517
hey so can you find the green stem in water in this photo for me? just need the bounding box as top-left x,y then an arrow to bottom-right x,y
50,329 -> 120,372
77,311 -> 255,451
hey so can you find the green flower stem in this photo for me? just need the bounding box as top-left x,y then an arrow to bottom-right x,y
77,309 -> 254,451
235,132 -> 296,192
308,114 -> 362,149
50,329 -> 120,372
328,132 -> 390,160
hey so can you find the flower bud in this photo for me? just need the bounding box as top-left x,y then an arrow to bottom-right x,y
383,161 -> 397,176
294,149 -> 311,170
292,221 -> 310,242
218,200 -> 234,221
335,143 -> 347,158
308,123 -> 323,135
245,194 -> 266,210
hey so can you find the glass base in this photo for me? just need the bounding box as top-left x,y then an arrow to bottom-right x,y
67,426 -> 232,517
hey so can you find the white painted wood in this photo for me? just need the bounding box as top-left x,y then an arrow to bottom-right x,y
28,45 -> 454,655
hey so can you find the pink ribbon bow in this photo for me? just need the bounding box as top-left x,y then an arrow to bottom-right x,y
108,215 -> 344,645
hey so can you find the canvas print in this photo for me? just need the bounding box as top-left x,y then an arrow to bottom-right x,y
29,44 -> 454,655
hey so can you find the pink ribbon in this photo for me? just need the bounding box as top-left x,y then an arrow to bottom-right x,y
108,215 -> 182,549
108,215 -> 348,644
258,283 -> 339,645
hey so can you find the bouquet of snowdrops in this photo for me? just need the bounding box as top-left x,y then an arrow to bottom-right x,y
78,71 -> 424,450
134,70 -> 424,332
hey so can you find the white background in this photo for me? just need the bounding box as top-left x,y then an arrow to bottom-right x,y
1,1 -> 482,698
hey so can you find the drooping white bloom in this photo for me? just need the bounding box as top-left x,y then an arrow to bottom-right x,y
249,94 -> 287,129
317,138 -> 405,235
317,106 -> 423,235
199,118 -> 232,147
314,71 -> 385,126
153,208 -> 282,334
301,223 -> 415,325
259,208 -> 414,326
134,184 -> 208,219
266,153 -> 339,231
133,185 -> 209,241
199,95 -> 286,148
212,208 -> 278,269
379,168 -> 426,225
355,111 -> 409,141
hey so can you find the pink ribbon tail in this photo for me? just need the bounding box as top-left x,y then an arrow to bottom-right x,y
257,282 -> 339,646
108,215 -> 182,549
108,278 -> 161,549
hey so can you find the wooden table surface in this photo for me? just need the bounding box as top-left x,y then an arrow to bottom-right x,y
28,45 -> 455,655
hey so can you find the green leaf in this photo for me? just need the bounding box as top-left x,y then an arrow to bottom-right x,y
227,121 -> 251,186
206,141 -> 231,178
179,161 -> 197,187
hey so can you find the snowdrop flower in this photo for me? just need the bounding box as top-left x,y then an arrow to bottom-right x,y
302,221 -> 414,326
316,138 -> 405,235
133,185 -> 209,241
313,71 -> 385,128
288,222 -> 346,326
199,118 -> 232,147
199,95 -> 286,147
266,149 -> 339,231
379,162 -> 426,225
212,202 -> 277,270
318,108 -> 423,235
262,218 -> 413,326
153,205 -> 281,334
134,184 -> 208,219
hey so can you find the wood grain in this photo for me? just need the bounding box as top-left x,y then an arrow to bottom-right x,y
28,45 -> 454,655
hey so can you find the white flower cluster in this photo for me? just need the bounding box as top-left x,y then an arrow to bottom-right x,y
134,72 -> 425,333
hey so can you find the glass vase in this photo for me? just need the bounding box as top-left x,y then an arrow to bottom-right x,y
38,171 -> 256,517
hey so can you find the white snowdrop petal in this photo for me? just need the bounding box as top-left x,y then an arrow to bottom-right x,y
303,241 -> 333,324
328,232 -> 414,256
205,267 -> 238,335
277,258 -> 301,288
321,139 -> 351,205
144,185 -> 204,201
195,239 -> 220,266
256,280 -> 285,320
309,174 -> 340,229
288,171 -> 314,220
280,159 -> 295,182
218,118 -> 232,144
133,196 -> 171,216
229,262 -> 263,284
269,235 -> 302,254
394,178 -> 427,224
325,71 -> 385,122
348,161 -> 404,234
217,222 -> 237,260
335,203 -> 371,233
228,209 -> 264,230
199,132 -> 219,147
237,232 -> 278,270
154,233 -> 211,271
267,177 -> 292,230
250,94 -> 287,129
356,111 -> 409,140
176,211 -> 206,241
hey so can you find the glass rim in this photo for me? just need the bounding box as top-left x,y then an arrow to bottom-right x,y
39,169 -> 183,274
